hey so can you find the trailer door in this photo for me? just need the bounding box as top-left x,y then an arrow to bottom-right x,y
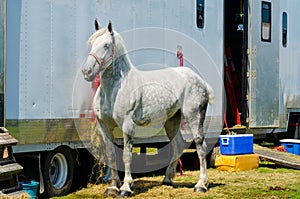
247,0 -> 279,128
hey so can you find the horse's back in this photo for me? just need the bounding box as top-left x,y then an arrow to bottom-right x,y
172,67 -> 211,107
139,67 -> 205,86
172,67 -> 208,90
113,66 -> 209,126
135,66 -> 208,100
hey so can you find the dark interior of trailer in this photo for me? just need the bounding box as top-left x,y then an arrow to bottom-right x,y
224,0 -> 247,128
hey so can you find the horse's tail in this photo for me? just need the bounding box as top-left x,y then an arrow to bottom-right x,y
206,83 -> 215,105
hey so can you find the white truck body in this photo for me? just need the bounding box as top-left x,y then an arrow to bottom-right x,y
0,0 -> 300,197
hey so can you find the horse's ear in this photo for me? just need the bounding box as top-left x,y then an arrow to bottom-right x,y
94,18 -> 100,31
108,21 -> 113,34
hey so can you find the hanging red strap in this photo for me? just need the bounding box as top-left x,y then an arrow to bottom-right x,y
90,74 -> 101,120
177,51 -> 184,67
177,49 -> 186,131
224,47 -> 241,126
178,159 -> 183,176
177,49 -> 184,176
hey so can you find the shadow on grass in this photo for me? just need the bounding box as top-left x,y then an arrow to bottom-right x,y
208,182 -> 226,190
132,179 -> 225,195
132,179 -> 162,194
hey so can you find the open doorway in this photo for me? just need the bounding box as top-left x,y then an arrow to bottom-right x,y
224,0 -> 247,128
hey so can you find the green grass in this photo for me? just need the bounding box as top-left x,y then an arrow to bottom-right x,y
292,189 -> 300,199
52,167 -> 300,199
132,147 -> 158,155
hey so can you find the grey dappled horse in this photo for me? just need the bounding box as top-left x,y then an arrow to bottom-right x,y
82,20 -> 215,197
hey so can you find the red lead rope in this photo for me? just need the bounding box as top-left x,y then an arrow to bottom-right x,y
177,49 -> 184,176
177,50 -> 184,67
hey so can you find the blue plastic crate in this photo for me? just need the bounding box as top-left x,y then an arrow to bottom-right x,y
219,134 -> 254,155
280,139 -> 300,156
19,180 -> 39,199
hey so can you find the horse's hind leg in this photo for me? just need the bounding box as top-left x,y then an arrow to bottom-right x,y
193,123 -> 208,192
162,111 -> 185,186
186,108 -> 209,192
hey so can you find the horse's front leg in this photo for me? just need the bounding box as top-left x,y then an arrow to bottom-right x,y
118,119 -> 135,197
97,123 -> 121,197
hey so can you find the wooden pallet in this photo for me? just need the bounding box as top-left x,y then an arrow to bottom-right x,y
0,127 -> 26,197
254,144 -> 300,170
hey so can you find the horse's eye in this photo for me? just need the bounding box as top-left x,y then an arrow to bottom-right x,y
104,43 -> 110,49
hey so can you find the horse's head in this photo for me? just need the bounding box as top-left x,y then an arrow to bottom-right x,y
82,20 -> 115,81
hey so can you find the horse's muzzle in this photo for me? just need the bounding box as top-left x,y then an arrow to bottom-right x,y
82,68 -> 94,81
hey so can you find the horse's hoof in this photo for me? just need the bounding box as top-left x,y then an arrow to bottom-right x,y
117,190 -> 132,198
194,187 -> 207,193
104,188 -> 119,197
162,181 -> 174,187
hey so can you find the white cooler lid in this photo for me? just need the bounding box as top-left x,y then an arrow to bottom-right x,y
280,139 -> 300,144
219,134 -> 253,137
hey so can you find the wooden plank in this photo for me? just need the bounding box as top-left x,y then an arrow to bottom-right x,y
254,144 -> 300,170
0,163 -> 23,176
0,133 -> 18,146
1,186 -> 22,194
0,159 -> 15,166
0,190 -> 27,198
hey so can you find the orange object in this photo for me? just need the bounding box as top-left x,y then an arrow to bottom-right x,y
215,154 -> 259,172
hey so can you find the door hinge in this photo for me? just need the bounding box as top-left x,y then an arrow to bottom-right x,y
247,48 -> 256,55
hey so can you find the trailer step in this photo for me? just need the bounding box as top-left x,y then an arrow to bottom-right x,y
0,128 -> 25,197
0,189 -> 27,198
254,144 -> 300,170
0,163 -> 23,176
1,185 -> 22,194
0,131 -> 18,146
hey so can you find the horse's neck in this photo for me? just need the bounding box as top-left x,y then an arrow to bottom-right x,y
116,54 -> 134,76
100,37 -> 136,99
100,55 -> 134,90
114,36 -> 135,77
101,55 -> 134,77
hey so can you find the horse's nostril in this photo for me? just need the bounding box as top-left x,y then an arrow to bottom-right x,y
82,68 -> 92,75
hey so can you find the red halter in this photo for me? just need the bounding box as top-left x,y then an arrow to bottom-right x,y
89,41 -> 115,70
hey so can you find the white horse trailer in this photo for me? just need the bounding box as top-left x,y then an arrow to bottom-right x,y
0,0 -> 300,197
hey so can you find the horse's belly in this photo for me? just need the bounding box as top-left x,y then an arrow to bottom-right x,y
131,83 -> 179,126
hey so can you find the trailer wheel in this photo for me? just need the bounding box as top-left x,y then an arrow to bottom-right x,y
43,147 -> 74,197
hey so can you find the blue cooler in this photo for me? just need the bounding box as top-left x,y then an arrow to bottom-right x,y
219,134 -> 254,155
280,139 -> 300,156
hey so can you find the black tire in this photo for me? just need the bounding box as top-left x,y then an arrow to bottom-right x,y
43,147 -> 74,197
